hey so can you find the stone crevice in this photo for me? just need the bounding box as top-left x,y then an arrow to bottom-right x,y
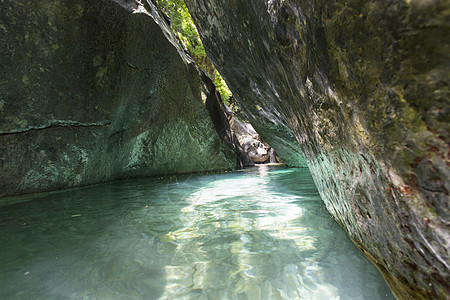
0,120 -> 111,136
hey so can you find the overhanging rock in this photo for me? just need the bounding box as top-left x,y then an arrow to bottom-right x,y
184,0 -> 450,298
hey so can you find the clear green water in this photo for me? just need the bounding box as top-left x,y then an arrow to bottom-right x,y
0,166 -> 394,300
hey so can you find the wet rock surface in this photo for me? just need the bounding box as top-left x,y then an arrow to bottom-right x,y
0,0 -> 235,197
184,0 -> 449,298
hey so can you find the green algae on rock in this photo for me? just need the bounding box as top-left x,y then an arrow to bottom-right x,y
0,0 -> 235,197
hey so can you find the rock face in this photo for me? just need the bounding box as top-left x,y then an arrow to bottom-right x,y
0,0 -> 236,197
200,71 -> 255,168
184,0 -> 449,299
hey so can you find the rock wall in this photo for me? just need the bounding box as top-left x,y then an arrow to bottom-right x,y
0,0 -> 235,198
184,0 -> 449,299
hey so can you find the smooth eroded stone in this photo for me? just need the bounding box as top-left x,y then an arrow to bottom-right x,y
184,0 -> 449,298
0,0 -> 235,197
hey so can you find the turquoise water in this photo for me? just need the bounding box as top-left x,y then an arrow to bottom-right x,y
0,166 -> 394,299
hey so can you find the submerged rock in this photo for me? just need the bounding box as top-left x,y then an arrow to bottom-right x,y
0,0 -> 235,197
184,0 -> 449,298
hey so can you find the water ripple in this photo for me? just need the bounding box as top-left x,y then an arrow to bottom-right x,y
0,166 -> 394,299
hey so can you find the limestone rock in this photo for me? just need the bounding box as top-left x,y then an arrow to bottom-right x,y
184,0 -> 449,298
0,0 -> 235,197
239,136 -> 269,163
231,118 -> 278,164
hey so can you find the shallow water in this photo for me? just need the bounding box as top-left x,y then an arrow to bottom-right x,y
0,165 -> 394,300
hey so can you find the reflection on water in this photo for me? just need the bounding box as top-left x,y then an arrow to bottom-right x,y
0,166 -> 394,299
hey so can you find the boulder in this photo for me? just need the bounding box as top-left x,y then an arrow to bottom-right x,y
231,119 -> 277,164
239,136 -> 269,163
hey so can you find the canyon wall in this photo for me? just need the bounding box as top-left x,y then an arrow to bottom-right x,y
184,0 -> 449,298
0,0 -> 235,198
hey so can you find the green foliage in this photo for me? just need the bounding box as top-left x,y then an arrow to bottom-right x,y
214,71 -> 232,105
155,0 -> 236,113
155,0 -> 206,69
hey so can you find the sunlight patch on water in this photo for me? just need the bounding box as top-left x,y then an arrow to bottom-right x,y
0,166 -> 394,300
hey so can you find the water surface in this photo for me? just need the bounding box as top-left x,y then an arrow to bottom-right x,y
0,166 -> 394,299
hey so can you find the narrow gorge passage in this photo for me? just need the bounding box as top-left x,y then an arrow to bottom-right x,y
0,166 -> 393,299
0,0 -> 447,298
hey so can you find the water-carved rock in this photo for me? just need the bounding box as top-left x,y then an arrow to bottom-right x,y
0,0 -> 235,197
184,0 -> 449,298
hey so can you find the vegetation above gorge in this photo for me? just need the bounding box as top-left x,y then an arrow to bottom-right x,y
154,0 -> 237,113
